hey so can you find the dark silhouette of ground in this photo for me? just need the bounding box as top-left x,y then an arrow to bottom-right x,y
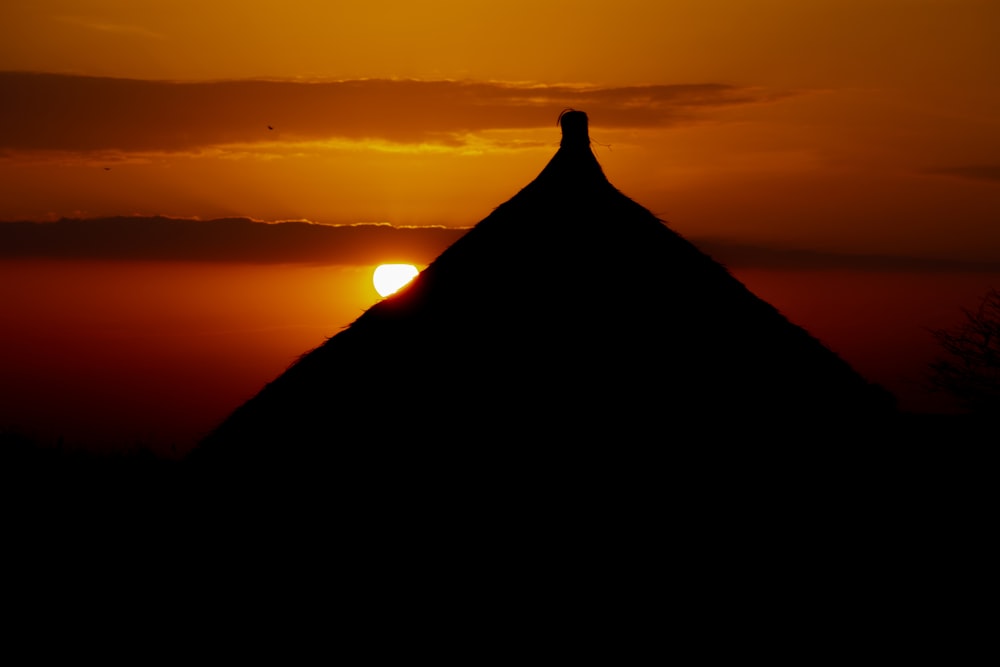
189,110 -> 898,484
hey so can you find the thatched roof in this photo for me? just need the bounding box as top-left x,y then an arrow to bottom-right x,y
190,110 -> 896,472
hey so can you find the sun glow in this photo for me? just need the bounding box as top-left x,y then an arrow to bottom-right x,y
373,264 -> 419,297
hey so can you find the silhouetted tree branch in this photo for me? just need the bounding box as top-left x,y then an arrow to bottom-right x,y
928,287 -> 1000,413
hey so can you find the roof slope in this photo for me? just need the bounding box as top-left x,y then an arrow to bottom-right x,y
191,111 -> 896,469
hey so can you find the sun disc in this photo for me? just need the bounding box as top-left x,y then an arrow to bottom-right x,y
373,264 -> 419,297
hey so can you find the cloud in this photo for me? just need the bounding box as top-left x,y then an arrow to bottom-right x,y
925,165 -> 1000,183
3,216 -> 997,272
0,217 -> 467,264
695,239 -> 1000,272
0,72 -> 787,153
53,15 -> 165,40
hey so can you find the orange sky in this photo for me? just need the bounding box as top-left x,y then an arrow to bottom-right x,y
2,1 -> 1000,447
2,0 -> 999,260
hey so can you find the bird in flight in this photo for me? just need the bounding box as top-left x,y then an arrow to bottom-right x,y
267,125 -> 274,130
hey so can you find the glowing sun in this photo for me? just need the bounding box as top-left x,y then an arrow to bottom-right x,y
373,264 -> 419,297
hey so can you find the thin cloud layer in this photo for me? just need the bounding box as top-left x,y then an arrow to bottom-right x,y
0,72 -> 786,153
0,217 -> 467,264
3,216 -> 997,271
925,165 -> 1000,183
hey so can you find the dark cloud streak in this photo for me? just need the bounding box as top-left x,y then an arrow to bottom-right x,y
0,217 -> 466,265
2,216 -> 997,272
699,239 -> 1000,272
925,165 -> 1000,183
0,72 -> 783,152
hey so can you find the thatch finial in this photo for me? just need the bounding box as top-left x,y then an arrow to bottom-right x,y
558,109 -> 590,148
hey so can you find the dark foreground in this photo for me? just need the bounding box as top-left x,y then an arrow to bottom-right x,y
4,412 -> 989,514
4,412 -> 989,662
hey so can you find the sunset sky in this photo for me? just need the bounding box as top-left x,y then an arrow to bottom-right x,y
2,0 -> 999,258
2,1 -> 999,449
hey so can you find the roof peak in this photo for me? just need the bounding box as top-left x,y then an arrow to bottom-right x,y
558,109 -> 589,148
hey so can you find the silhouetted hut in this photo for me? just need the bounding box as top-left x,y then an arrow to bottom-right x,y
190,110 -> 896,475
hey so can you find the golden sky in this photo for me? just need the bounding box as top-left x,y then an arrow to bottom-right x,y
2,0 -> 999,260
3,1 -> 999,445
